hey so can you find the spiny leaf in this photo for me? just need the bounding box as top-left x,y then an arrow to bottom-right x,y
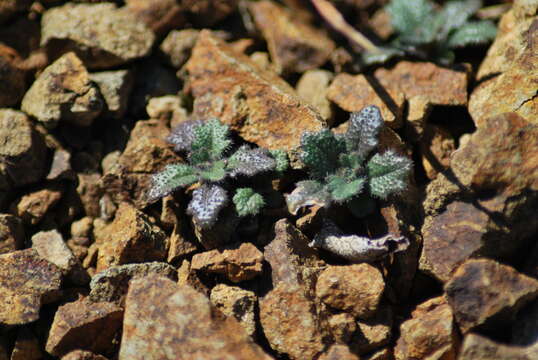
147,164 -> 198,201
285,180 -> 330,215
269,149 -> 289,173
189,118 -> 231,164
327,175 -> 366,202
300,129 -> 346,180
447,20 -> 497,48
227,145 -> 276,177
233,188 -> 265,217
167,120 -> 204,153
367,150 -> 412,199
199,160 -> 227,182
187,184 -> 228,228
345,106 -> 384,159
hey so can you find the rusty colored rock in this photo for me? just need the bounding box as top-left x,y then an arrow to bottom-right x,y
12,186 -> 62,225
459,333 -> 538,360
210,284 -> 257,337
45,298 -> 123,357
119,275 -> 271,360
185,30 -> 324,151
296,69 -> 334,122
394,296 -> 458,360
191,242 -> 264,283
420,124 -> 456,180
318,345 -> 360,360
90,70 -> 134,119
328,313 -> 356,344
353,306 -> 393,354
316,264 -> 385,319
0,249 -> 62,325
0,214 -> 24,255
445,259 -> 538,334
177,259 -> 210,296
21,52 -> 103,128
160,29 -> 200,68
41,3 -> 155,69
168,223 -> 198,263
249,0 -> 335,74
0,46 -> 25,107
260,282 -> 325,360
61,350 -> 108,360
76,173 -> 102,218
10,326 -> 43,360
124,0 -> 184,36
327,73 -> 405,129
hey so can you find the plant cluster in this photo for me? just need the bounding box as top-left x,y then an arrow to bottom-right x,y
285,105 -> 412,217
148,119 -> 287,228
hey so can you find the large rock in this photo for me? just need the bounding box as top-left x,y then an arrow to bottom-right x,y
445,259 -> 538,334
210,284 -> 257,337
459,333 -> 538,360
185,30 -> 324,151
119,275 -> 271,360
0,214 -> 24,255
21,52 -> 103,128
41,3 -> 155,69
0,249 -> 62,325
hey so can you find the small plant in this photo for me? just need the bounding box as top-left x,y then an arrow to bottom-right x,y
286,105 -> 412,217
148,119 -> 288,228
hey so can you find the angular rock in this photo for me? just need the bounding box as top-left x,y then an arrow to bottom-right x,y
459,333 -> 538,360
176,259 -> 210,296
96,202 -> 169,271
10,326 -> 44,360
119,275 -> 271,359
76,173 -> 102,218
160,29 -> 200,69
0,109 -> 47,189
191,242 -> 264,283
90,70 -> 134,119
167,223 -> 198,263
260,282 -> 325,360
89,262 -> 177,305
210,284 -> 257,337
45,298 -> 123,357
21,52 -> 103,128
61,350 -> 108,360
353,306 -> 393,354
316,264 -> 385,319
318,345 -> 360,360
0,249 -> 62,325
178,0 -> 240,27
512,299 -> 538,346
0,47 -> 25,107
124,0 -> 185,36
12,186 -> 62,225
296,69 -> 334,121
328,313 -> 356,344
71,217 -> 93,239
41,3 -> 155,69
394,296 -> 458,360
249,0 -> 335,74
0,214 -> 24,255
420,124 -> 456,180
47,149 -> 74,181
327,73 -> 405,129
185,30 -> 324,151
146,96 -> 188,126
445,259 -> 538,334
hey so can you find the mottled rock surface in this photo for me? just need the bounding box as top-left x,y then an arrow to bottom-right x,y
159,29 -> 199,68
318,345 -> 360,360
0,214 -> 24,254
12,186 -> 62,225
353,306 -> 393,354
328,313 -> 356,344
90,70 -> 134,119
61,350 -> 108,360
210,284 -> 257,337
296,69 -> 334,121
459,333 -> 538,360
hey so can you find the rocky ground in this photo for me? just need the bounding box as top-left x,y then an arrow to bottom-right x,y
0,0 -> 537,359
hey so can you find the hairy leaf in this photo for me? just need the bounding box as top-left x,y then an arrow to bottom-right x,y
199,160 -> 227,182
327,175 -> 366,202
345,106 -> 384,159
227,145 -> 276,177
285,180 -> 330,215
367,150 -> 412,199
300,129 -> 346,180
447,20 -> 497,48
167,120 -> 204,153
233,188 -> 265,217
147,164 -> 198,201
386,0 -> 436,44
189,118 -> 231,164
187,184 -> 228,228
437,0 -> 483,37
269,149 -> 289,173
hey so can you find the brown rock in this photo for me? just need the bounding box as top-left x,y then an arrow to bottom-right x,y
0,109 -> 47,189
71,217 -> 93,239
167,223 -> 198,263
90,70 -> 134,119
318,345 -> 360,360
353,306 -> 393,354
328,313 -> 356,344
146,96 -> 188,126
512,298 -> 538,346
179,0 -> 240,27
45,298 -> 123,357
124,0 -> 184,36
21,52 -> 103,128
210,284 -> 257,337
394,296 -> 458,360
76,173 -> 102,218
249,0 -> 335,74
459,333 -> 538,360
420,125 -> 456,180
41,3 -> 155,69
0,47 -> 25,107
0,214 -> 24,255
191,242 -> 264,283
185,30 -> 324,151
12,186 -> 62,225
0,249 -> 62,325
445,259 -> 538,334
160,29 -> 200,68
89,262 -> 177,305
316,264 -> 385,319
119,275 -> 271,359
10,326 -> 43,360
296,69 -> 334,122
367,348 -> 393,360
61,350 -> 108,360
260,282 -> 325,360
177,259 -> 210,296
327,73 -> 405,129
96,202 -> 168,271
0,0 -> 32,24
47,149 -> 74,181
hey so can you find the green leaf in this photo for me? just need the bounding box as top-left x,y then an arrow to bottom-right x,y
437,0 -> 483,37
327,175 -> 366,202
147,164 -> 198,201
199,160 -> 227,182
339,152 -> 363,173
189,118 -> 231,164
187,184 -> 228,228
269,149 -> 289,173
367,150 -> 412,199
386,0 -> 436,44
227,145 -> 276,177
361,46 -> 404,66
285,180 -> 330,215
447,20 -> 497,48
233,188 -> 265,217
300,129 -> 346,180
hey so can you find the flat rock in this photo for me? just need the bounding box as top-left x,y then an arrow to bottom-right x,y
249,0 -> 335,74
41,3 -> 154,69
90,70 -> 134,119
327,73 -> 405,129
119,275 -> 271,360
0,47 -> 25,107
315,263 -> 385,319
96,202 -> 168,272
185,30 -> 324,151
459,333 -> 538,360
21,52 -> 103,128
45,298 -> 123,357
0,214 -> 24,255
318,345 -> 360,360
296,69 -> 334,122
12,186 -> 62,225
210,284 -> 257,337
191,242 -> 264,283
0,109 -> 47,190
89,262 -> 177,305
0,249 -> 62,325
394,296 -> 458,360
260,282 -> 325,360
445,259 -> 538,334
160,29 -> 200,68
61,350 -> 108,360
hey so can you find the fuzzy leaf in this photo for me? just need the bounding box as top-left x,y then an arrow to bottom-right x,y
367,150 -> 412,199
386,0 -> 436,44
327,175 -> 366,202
167,120 -> 204,153
189,118 -> 231,164
286,180 -> 330,215
227,145 -> 276,177
269,149 -> 289,173
187,184 -> 228,228
233,188 -> 265,217
447,20 -> 497,48
437,0 -> 482,37
345,106 -> 384,159
361,46 -> 404,66
300,129 -> 346,180
147,164 -> 198,201
199,160 -> 227,182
